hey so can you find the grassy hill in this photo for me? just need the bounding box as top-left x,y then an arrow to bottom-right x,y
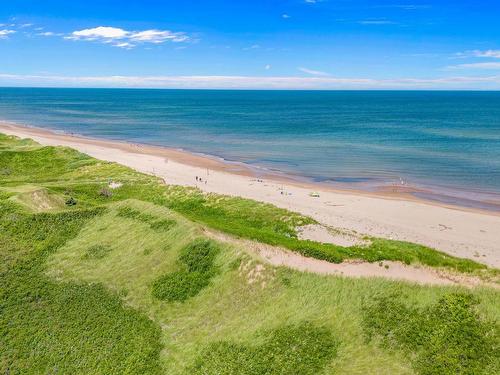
1,133 -> 498,374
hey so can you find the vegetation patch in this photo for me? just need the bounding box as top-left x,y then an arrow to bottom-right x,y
191,322 -> 338,375
0,205 -> 163,374
162,186 -> 488,274
362,292 -> 499,375
83,244 -> 112,259
152,239 -> 219,302
117,205 -> 176,231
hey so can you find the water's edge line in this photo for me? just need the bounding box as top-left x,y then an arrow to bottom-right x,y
0,120 -> 498,216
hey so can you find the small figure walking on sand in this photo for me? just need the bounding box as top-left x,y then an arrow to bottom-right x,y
196,176 -> 199,181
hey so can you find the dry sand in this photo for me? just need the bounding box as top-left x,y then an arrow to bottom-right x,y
207,229 -> 487,287
1,122 -> 499,269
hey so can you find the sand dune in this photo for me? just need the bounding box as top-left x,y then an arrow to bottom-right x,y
1,122 -> 499,268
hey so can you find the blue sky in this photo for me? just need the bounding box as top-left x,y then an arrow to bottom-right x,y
1,0 -> 500,89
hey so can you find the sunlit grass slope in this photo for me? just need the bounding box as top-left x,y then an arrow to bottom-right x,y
0,133 -> 490,273
1,133 -> 499,374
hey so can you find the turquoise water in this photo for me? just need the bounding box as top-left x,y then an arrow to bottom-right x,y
1,88 -> 499,209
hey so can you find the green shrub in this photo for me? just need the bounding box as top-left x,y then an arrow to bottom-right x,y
65,197 -> 77,206
191,322 -> 338,375
151,270 -> 212,302
179,239 -> 220,273
152,240 -> 219,302
362,292 -> 499,375
149,218 -> 176,231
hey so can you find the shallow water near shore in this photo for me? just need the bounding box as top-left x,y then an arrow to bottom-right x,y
1,88 -> 499,211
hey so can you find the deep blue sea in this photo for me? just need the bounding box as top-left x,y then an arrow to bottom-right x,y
1,88 -> 499,209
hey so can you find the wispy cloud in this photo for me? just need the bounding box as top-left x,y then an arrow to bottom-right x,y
282,14 -> 291,19
298,67 -> 330,76
243,44 -> 260,50
472,50 -> 500,59
374,4 -> 431,10
0,29 -> 16,39
265,64 -> 271,70
358,19 -> 396,25
37,31 -> 63,37
454,49 -> 500,59
1,73 -> 500,90
447,62 -> 500,70
65,26 -> 190,48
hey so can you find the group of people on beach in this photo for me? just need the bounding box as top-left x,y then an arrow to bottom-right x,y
195,176 -> 207,185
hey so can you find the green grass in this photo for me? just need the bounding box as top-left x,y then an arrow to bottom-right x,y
0,203 -> 162,374
117,205 -> 176,231
1,132 -> 499,374
0,133 -> 490,273
42,200 -> 499,375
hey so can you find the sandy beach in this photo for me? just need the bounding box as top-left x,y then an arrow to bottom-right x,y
1,121 -> 499,269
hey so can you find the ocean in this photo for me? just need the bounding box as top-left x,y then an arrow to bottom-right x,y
1,87 -> 499,210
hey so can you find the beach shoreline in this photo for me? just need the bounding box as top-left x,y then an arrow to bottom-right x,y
1,121 -> 499,268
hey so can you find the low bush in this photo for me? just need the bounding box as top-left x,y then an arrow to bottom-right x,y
179,239 -> 220,274
152,239 -> 219,302
151,271 -> 211,302
191,322 -> 338,375
362,292 -> 499,375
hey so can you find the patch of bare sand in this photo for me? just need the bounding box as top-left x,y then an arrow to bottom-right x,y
297,224 -> 369,247
206,229 -> 494,287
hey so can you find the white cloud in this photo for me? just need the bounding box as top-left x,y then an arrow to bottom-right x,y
19,23 -> 33,28
37,31 -> 62,37
65,26 -> 190,48
455,49 -> 500,59
265,64 -> 271,70
1,73 -> 500,89
0,29 -> 16,39
129,29 -> 188,43
298,67 -> 330,76
67,26 -> 128,40
282,14 -> 291,19
113,42 -> 135,49
447,62 -> 500,70
473,50 -> 500,59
